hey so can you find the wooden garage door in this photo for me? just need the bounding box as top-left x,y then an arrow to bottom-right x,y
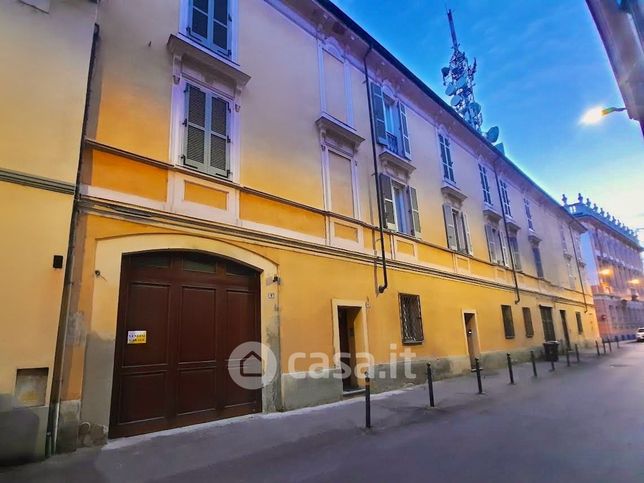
109,251 -> 261,438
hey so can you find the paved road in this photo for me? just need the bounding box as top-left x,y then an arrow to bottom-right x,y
2,343 -> 643,482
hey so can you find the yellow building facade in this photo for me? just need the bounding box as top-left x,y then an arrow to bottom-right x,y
0,0 -> 98,462
2,0 -> 600,455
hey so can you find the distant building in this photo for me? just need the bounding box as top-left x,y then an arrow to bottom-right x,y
564,194 -> 644,339
586,0 -> 644,134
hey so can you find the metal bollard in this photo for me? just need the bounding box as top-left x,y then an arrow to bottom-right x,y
550,358 -> 555,372
596,340 -> 600,356
602,339 -> 607,354
506,353 -> 515,385
475,358 -> 483,394
575,344 -> 580,363
531,350 -> 538,378
608,338 -> 612,352
615,336 -> 620,348
427,363 -> 435,408
365,372 -> 371,429
566,349 -> 570,367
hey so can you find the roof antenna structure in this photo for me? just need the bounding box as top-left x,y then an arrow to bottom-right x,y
441,9 -> 500,146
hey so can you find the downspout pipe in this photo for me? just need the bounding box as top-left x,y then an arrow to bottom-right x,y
48,23 -> 100,456
492,161 -> 520,304
363,44 -> 388,293
568,223 -> 588,313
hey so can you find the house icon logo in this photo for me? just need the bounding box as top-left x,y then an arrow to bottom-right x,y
228,342 -> 277,390
240,351 -> 262,377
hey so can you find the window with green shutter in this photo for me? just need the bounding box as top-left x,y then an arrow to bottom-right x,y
576,311 -> 583,334
501,305 -> 515,339
523,307 -> 534,338
183,83 -> 230,178
188,0 -> 231,57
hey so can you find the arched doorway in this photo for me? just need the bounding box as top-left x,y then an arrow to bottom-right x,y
109,251 -> 261,437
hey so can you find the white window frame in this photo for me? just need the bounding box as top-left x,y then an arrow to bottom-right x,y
317,38 -> 354,127
478,163 -> 492,205
321,146 -> 360,220
179,0 -> 239,62
444,204 -> 473,255
485,223 -> 510,268
524,198 -> 534,231
559,224 -> 568,253
169,73 -> 240,183
499,179 -> 512,217
532,243 -> 545,278
439,132 -> 455,184
392,181 -> 410,235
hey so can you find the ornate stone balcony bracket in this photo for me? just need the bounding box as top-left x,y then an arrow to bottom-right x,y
316,113 -> 365,156
167,34 -> 251,93
440,181 -> 467,204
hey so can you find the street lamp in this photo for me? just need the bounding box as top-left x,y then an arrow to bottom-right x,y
580,106 -> 627,124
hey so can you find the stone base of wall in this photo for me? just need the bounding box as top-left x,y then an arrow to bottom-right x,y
55,399 -> 80,453
281,369 -> 344,411
0,397 -> 48,464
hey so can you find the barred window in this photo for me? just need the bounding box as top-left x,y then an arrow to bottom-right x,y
576,311 -> 583,334
501,305 -> 515,339
522,307 -> 534,338
399,294 -> 424,344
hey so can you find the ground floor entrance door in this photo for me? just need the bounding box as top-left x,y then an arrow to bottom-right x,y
109,251 -> 261,438
338,307 -> 359,392
560,310 -> 571,351
464,312 -> 479,369
540,306 -> 556,342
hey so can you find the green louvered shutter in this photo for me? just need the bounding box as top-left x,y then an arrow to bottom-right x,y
184,84 -> 207,170
399,103 -> 411,158
408,186 -> 421,236
209,95 -> 229,177
379,174 -> 396,229
485,224 -> 498,264
370,82 -> 387,145
443,204 -> 458,250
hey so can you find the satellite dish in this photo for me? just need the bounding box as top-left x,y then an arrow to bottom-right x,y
450,95 -> 462,107
445,84 -> 456,96
470,102 -> 481,116
463,110 -> 472,121
486,126 -> 499,143
494,142 -> 505,154
455,76 -> 467,90
441,66 -> 450,77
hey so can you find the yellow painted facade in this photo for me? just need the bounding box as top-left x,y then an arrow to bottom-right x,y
1,0 -> 600,456
0,0 -> 97,462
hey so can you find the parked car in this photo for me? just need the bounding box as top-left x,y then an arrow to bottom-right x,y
636,328 -> 644,342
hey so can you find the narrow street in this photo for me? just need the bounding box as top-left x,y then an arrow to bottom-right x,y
2,342 -> 643,483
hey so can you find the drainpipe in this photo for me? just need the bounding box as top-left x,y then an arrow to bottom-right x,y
362,44 -> 387,293
48,23 -> 100,456
568,223 -> 588,313
492,161 -> 520,304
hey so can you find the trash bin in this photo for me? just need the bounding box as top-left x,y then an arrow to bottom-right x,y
543,341 -> 559,362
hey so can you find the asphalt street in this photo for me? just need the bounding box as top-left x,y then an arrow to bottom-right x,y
2,342 -> 643,483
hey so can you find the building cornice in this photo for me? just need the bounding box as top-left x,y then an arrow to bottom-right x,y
0,167 -> 75,195
78,196 -> 592,309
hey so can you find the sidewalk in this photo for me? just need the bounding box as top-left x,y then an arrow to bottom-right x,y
0,345 -> 627,483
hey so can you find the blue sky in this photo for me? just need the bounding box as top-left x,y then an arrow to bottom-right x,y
333,0 -> 643,233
